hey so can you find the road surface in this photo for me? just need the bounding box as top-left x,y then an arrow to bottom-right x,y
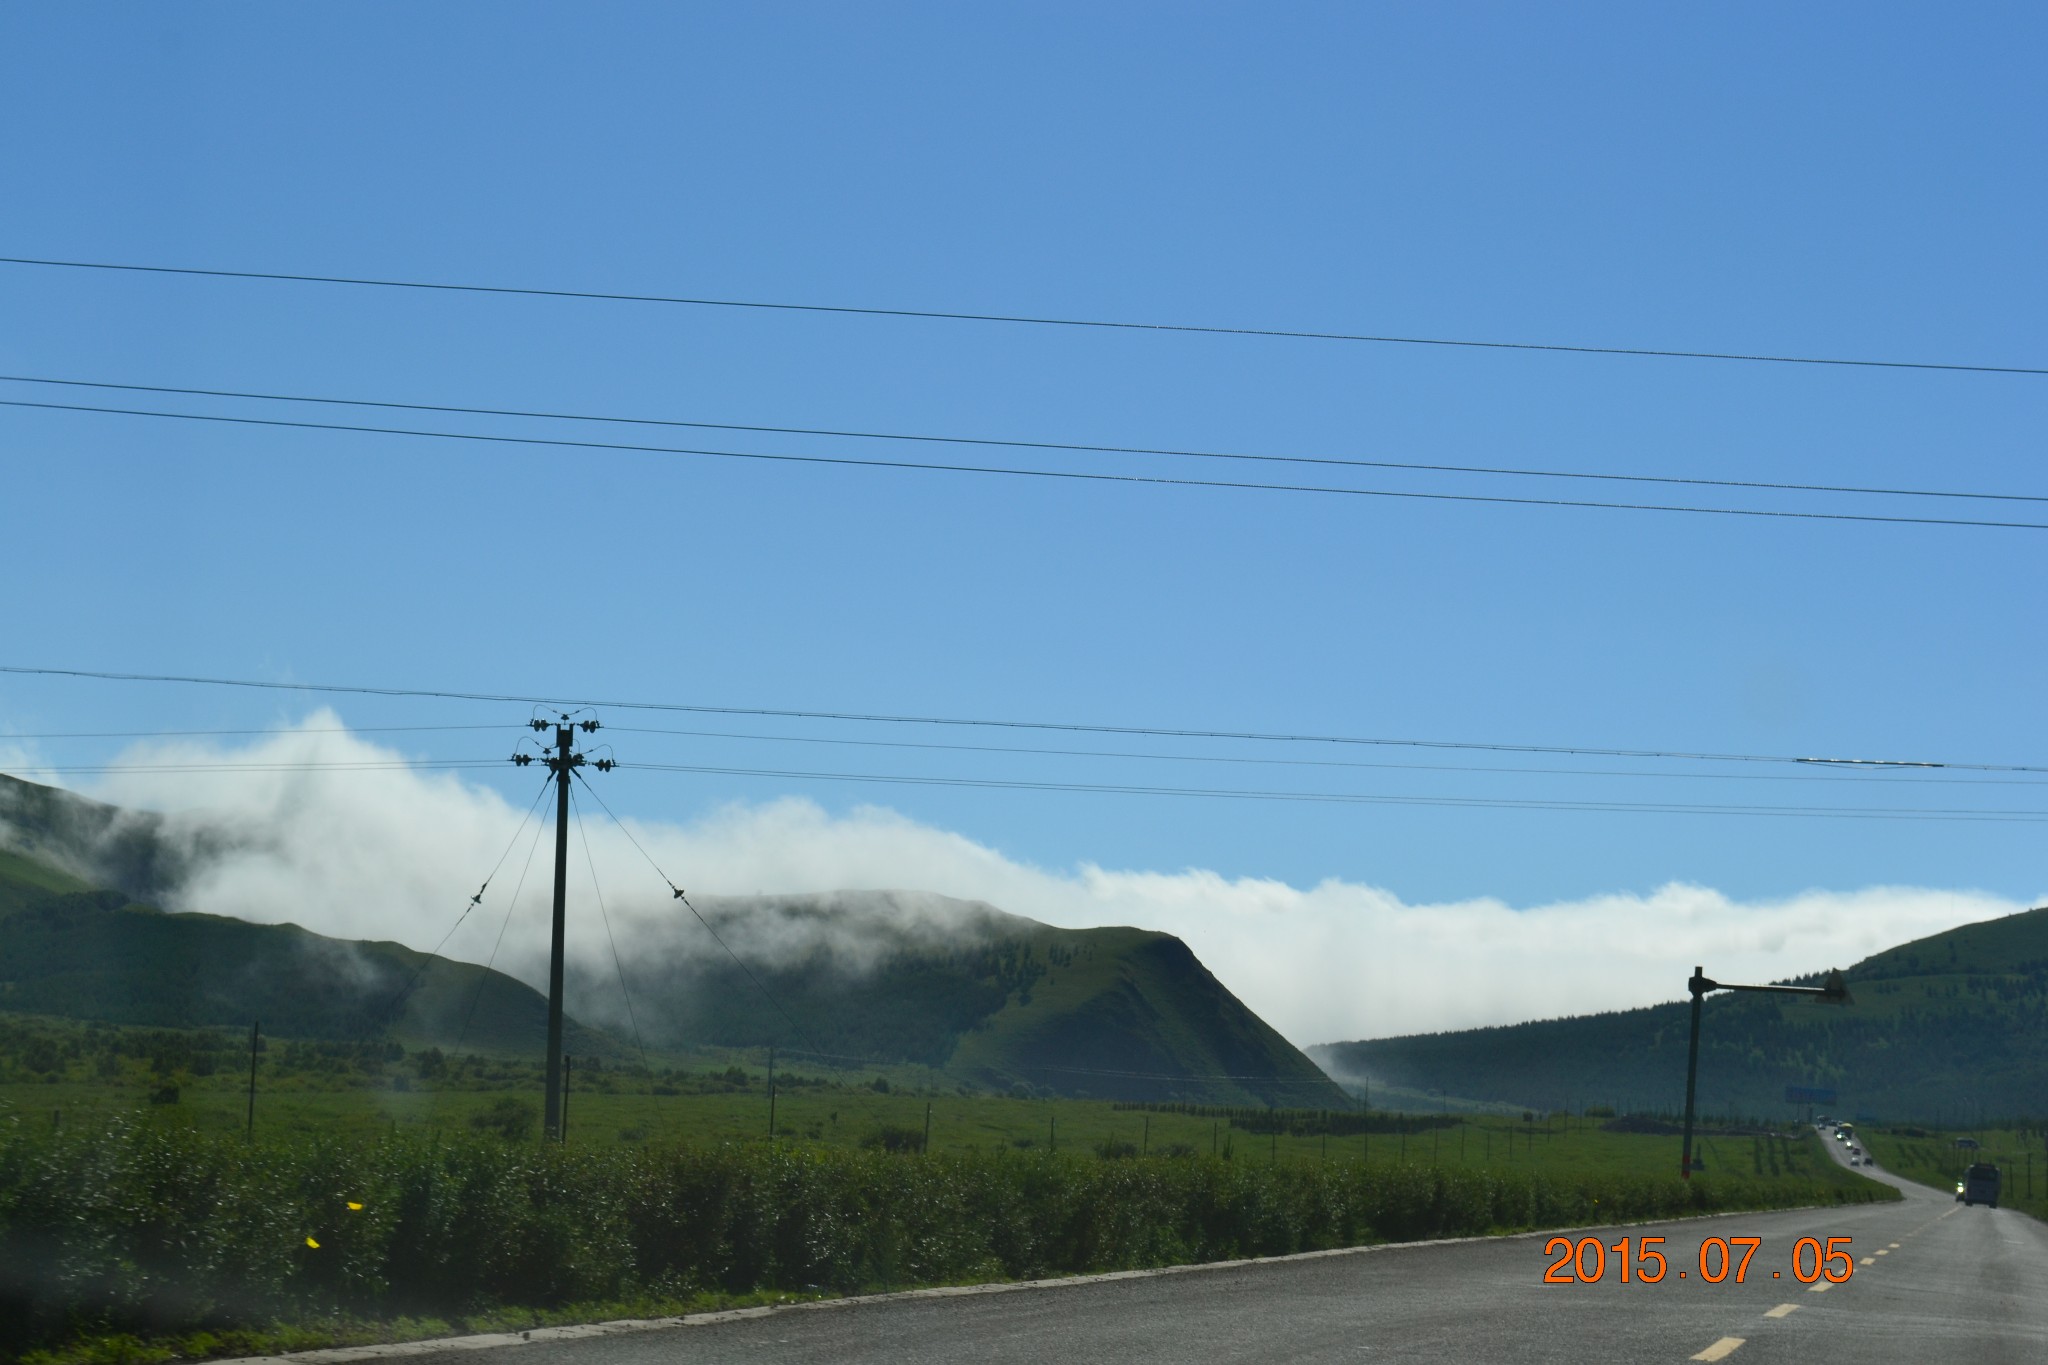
392,1131 -> 2047,1364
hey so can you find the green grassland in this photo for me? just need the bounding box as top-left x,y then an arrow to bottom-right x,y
0,1011 -> 1881,1183
1860,1124 -> 2048,1221
7,1076 -> 1872,1183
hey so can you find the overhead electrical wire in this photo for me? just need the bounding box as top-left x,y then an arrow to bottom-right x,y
363,771 -> 555,1033
8,720 -> 2036,790
10,748 -> 2042,819
607,723 -> 2048,789
570,784 -> 649,1069
0,724 -> 511,739
4,662 -> 2039,774
6,395 -> 2044,531
449,793 -> 555,1065
616,760 -> 2048,824
3,372 -> 2040,507
4,254 -> 2044,378
2,759 -> 507,774
571,769 -> 828,1059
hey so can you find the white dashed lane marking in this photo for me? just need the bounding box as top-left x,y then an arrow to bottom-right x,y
1763,1304 -> 1799,1319
1690,1338 -> 1745,1362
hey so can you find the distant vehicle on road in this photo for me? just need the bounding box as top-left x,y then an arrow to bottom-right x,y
1963,1163 -> 2001,1208
1956,1180 -> 1967,1201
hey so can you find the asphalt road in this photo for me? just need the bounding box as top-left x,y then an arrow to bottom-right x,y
405,1132 -> 2048,1365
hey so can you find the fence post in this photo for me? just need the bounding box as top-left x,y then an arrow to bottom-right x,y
245,1021 -> 260,1142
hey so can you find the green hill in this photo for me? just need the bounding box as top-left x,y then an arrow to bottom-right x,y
0,774 -> 1343,1105
0,779 -> 616,1057
1311,905 -> 2048,1122
609,893 -> 1344,1106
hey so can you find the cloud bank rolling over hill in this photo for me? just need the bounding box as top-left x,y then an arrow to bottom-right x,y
4,713 -> 2032,1046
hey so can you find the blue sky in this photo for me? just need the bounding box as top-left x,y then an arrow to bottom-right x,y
2,3 -> 2044,976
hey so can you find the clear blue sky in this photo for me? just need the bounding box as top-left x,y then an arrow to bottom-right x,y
3,3 -> 2044,909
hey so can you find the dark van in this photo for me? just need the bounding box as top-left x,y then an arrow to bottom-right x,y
1963,1163 -> 2001,1208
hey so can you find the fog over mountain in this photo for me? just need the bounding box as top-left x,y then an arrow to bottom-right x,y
1,713 -> 2030,1046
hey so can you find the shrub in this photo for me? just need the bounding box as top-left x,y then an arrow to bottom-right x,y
468,1099 -> 537,1142
0,1120 -> 1891,1360
858,1125 -> 924,1154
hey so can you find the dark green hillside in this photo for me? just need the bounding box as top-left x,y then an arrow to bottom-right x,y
0,845 -> 89,915
947,927 -> 1337,1107
2,774 -> 1340,1105
1312,905 -> 2048,1122
0,771 -> 209,903
0,857 -> 616,1058
581,893 -> 1346,1108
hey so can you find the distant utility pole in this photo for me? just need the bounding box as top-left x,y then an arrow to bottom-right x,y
246,1020 -> 260,1140
511,714 -> 615,1143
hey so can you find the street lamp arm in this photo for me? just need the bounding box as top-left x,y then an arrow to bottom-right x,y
1679,965 -> 1853,1181
1720,982 -> 1835,998
1689,968 -> 1853,1005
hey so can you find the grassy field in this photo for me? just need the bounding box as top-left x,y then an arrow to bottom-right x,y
1860,1124 -> 2048,1220
4,1074 -> 1866,1186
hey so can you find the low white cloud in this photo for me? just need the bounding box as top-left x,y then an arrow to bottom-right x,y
43,713 -> 2034,1047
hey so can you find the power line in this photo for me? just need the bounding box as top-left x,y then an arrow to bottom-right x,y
450,793 -> 555,1062
4,254 -> 2044,378
570,769 -> 827,1058
13,748 -> 2040,819
608,723 -> 2048,789
364,772 -> 555,1033
570,783 -> 648,1070
6,372 -> 2042,507
9,395 -> 2046,531
5,662 -> 2039,773
618,760 -> 2048,823
0,724 -> 510,739
10,715 -> 2033,789
2,759 -> 506,774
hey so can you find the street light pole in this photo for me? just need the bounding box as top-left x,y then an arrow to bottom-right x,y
1680,966 -> 1851,1180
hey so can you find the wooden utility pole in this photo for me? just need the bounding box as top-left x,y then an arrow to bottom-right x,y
767,1048 -> 777,1141
544,723 -> 574,1141
511,715 -> 614,1144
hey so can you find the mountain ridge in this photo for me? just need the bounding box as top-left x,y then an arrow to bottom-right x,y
0,773 -> 1343,1105
1311,904 -> 2048,1120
